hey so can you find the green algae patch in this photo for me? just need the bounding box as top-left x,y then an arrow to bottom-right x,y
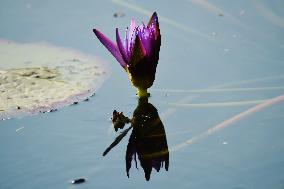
0,40 -> 109,120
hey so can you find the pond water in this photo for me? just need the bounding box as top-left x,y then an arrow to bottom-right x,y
1,0 -> 284,188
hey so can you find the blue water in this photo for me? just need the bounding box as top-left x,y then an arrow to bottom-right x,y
1,0 -> 284,188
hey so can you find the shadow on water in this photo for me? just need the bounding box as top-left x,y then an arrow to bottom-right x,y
103,97 -> 169,181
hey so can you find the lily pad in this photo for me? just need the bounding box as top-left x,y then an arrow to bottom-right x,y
0,39 -> 109,120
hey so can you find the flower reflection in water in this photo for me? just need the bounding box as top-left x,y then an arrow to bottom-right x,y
126,97 -> 169,181
103,97 -> 169,181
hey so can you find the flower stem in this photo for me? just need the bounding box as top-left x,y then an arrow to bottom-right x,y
137,88 -> 148,98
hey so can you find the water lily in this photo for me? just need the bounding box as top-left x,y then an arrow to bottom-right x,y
93,12 -> 161,98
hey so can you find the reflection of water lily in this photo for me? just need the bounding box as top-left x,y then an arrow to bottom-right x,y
103,98 -> 169,181
126,98 -> 169,181
93,12 -> 161,98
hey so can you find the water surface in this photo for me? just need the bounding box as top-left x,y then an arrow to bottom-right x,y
1,0 -> 284,188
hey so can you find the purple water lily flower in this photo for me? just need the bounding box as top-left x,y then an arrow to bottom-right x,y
93,12 -> 161,98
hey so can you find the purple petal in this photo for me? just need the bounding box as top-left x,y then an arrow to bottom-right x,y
129,18 -> 136,41
147,12 -> 160,38
125,27 -> 129,54
147,12 -> 158,27
116,28 -> 129,63
93,29 -> 126,68
129,35 -> 146,66
128,18 -> 137,53
137,26 -> 151,55
152,160 -> 160,172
